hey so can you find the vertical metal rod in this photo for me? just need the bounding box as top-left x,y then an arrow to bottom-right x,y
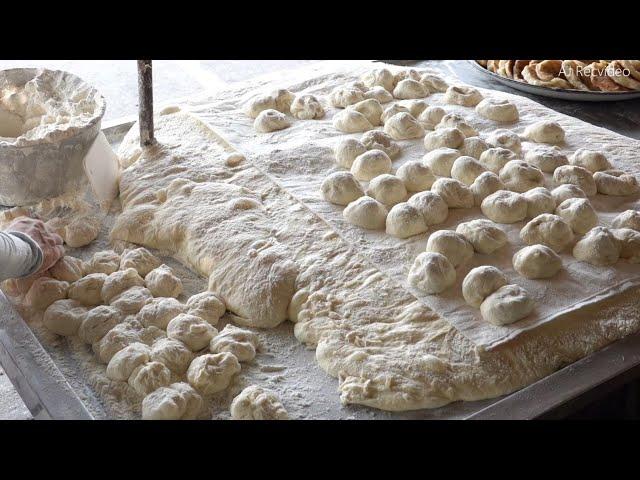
137,60 -> 154,146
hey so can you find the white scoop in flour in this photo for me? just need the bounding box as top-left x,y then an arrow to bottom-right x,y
83,131 -> 120,211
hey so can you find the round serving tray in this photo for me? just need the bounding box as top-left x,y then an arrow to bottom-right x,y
468,61 -> 640,102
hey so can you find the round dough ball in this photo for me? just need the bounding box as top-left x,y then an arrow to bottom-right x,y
513,244 -> 562,279
426,230 -> 474,267
479,147 -> 517,173
270,88 -> 294,113
151,338 -> 194,375
78,305 -> 122,344
392,79 -> 427,99
329,86 -> 365,108
106,342 -> 150,381
569,149 -> 611,173
407,191 -> 448,225
366,174 -> 407,207
451,156 -> 487,186
475,98 -> 519,122
287,288 -> 309,323
360,130 -> 401,159
110,286 -> 153,315
129,361 -> 171,396
350,149 -> 392,181
43,299 -> 87,336
551,184 -> 587,205
68,273 -> 108,306
334,138 -> 367,169
92,320 -> 144,364
321,171 -> 364,206
254,109 -> 290,133
480,284 -> 535,325
444,85 -> 483,107
462,266 -> 508,308
142,386 -> 187,420
420,73 -> 449,93
486,129 -> 522,154
436,113 -> 478,137
612,228 -> 640,263
64,215 -> 100,248
499,160 -> 544,193
432,178 -> 474,209
87,250 -> 120,275
423,127 -> 465,151
167,382 -> 203,420
186,352 -> 241,395
349,99 -> 383,126
383,112 -> 425,140
520,214 -> 574,252
120,247 -> 161,277
230,385 -> 289,420
553,165 -> 597,197
209,324 -> 260,362
459,137 -> 490,159
343,196 -> 388,230
137,297 -> 185,329
144,264 -> 183,298
481,190 -> 527,224
523,120 -> 565,144
523,187 -> 556,218
361,68 -> 395,92
393,69 -> 421,85
49,256 -> 84,283
244,94 -> 277,119
408,252 -> 456,294
555,198 -> 598,234
405,100 -> 430,118
167,313 -> 217,352
573,227 -> 620,266
423,148 -> 460,177
612,210 -> 640,231
364,86 -> 394,104
471,171 -> 505,206
525,145 -> 568,173
396,161 -> 436,192
593,170 -> 639,196
417,106 -> 446,130
385,203 -> 428,238
381,104 -> 410,124
25,277 -> 68,310
186,291 -> 226,326
290,94 -> 325,120
456,219 -> 507,254
101,268 -> 145,303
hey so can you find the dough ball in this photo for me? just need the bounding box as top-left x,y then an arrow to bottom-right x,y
129,361 -> 171,396
64,215 -> 101,248
420,73 -> 449,93
385,202 -> 428,238
555,198 -> 598,234
289,94 -> 325,120
396,161 -> 436,192
361,68 -> 395,92
209,324 -> 260,362
459,137 -> 490,159
437,113 -> 478,138
349,99 -> 383,126
513,244 -> 562,279
169,382 -> 204,420
405,100 -> 430,118
360,130 -> 401,159
78,305 -> 122,344
350,149 -> 392,181
106,342 -> 150,381
486,129 -> 522,154
451,156 -> 487,186
481,190 -> 527,224
141,386 -> 187,420
87,250 -> 120,275
321,171 -> 364,206
49,256 -> 84,283
392,79 -> 427,99
462,266 -> 508,308
572,227 -> 620,266
475,98 -> 519,122
335,138 -> 366,169
287,288 -> 309,323
480,284 -> 534,325
43,299 -> 87,336
110,286 -> 153,315
333,109 -> 373,133
243,94 -> 277,119
68,273 -> 108,306
553,165 -> 597,197
612,210 -> 640,231
393,69 -> 421,85
25,277 -> 68,310
423,127 -> 465,151
92,320 -> 144,364
408,252 -> 456,294
364,86 -> 394,104
186,352 -> 241,395
444,85 -> 483,107
145,264 -> 183,298
523,187 -> 556,218
407,191 -> 448,225
551,184 -> 587,205
426,229 -> 474,267
499,160 -> 544,193
593,170 -> 639,196
230,385 -> 289,420
523,120 -> 565,144
254,109 -> 290,133
101,268 -> 145,303
329,86 -> 365,108
417,106 -> 447,130
471,171 -> 505,206
185,291 -> 226,326
525,145 -> 568,173
366,174 -> 407,206
423,148 -> 460,177
120,247 -> 161,277
456,219 -> 507,254
520,214 -> 574,252
569,149 -> 612,173
150,338 -> 194,375
431,178 -> 474,209
479,147 -> 517,173
381,104 -> 410,124
137,297 -> 185,329
167,313 -> 218,352
611,228 -> 640,263
343,196 -> 388,230
383,112 -> 425,140
271,88 -> 294,112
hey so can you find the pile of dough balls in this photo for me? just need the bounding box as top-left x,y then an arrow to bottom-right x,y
244,88 -> 325,133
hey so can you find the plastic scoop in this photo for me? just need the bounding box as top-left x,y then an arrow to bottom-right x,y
83,131 -> 120,211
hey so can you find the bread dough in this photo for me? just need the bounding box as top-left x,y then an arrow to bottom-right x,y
486,129 -> 522,154
64,215 -> 100,248
106,342 -> 150,381
169,382 -> 204,419
481,190 -> 527,223
25,277 -> 68,310
612,210 -> 640,231
459,137 -> 490,159
420,73 -> 449,93
573,226 -> 620,266
43,299 -> 87,336
151,338 -> 194,374
396,161 -> 435,192
555,197 -> 598,234
393,69 -> 421,85
431,178 -> 473,209
523,187 -> 556,218
141,386 -> 187,420
185,291 -> 226,326
525,145 -> 568,173
408,252 -> 456,294
120,248 -> 161,277
321,171 -> 364,206
87,250 -> 120,275
254,109 -> 290,133
137,297 -> 185,329
456,219 -> 507,254
423,127 -> 465,151
364,86 -> 394,104
593,170 -> 639,196
361,68 -> 395,92
350,149 -> 392,181
101,268 -> 145,303
513,244 -> 562,279
243,94 -> 277,119
333,109 -> 373,133
385,203 -> 428,238
78,305 -> 122,344
551,184 -> 587,205
553,165 -> 597,196
209,323 -> 260,362
287,288 -> 309,323
471,172 -> 505,205
145,264 -> 183,298
129,361 -> 171,396
417,106 -> 446,130
167,313 -> 217,351
423,148 -> 460,177
475,98 -> 519,122
392,79 -> 427,99
520,214 -> 574,252
186,352 -> 241,395
330,86 -> 365,108
334,138 -> 367,169
110,286 -> 153,315
343,196 -> 388,230
366,174 -> 407,206
612,228 -> 640,263
383,112 -> 425,140
523,120 -> 565,144
444,85 -> 483,106
480,284 -> 534,325
451,156 -> 487,186
68,273 -> 108,306
426,229 -> 474,267
436,113 -> 478,137
405,100 -> 429,118
360,130 -> 401,159
349,99 -> 383,126
381,104 -> 410,124
92,319 -> 144,364
569,149 -> 611,173
49,256 -> 84,282
230,385 -> 289,420
407,191 -> 448,225
499,160 -> 544,193
462,266 -> 508,308
290,94 -> 325,120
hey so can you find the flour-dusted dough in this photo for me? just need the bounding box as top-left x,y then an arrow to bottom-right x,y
254,109 -> 290,133
333,109 -> 373,133
49,256 -> 84,282
25,277 -> 68,310
330,86 -> 365,108
349,99 -> 383,126
110,286 -> 153,315
524,120 -> 565,144
417,106 -> 446,130
120,247 -> 161,277
383,112 -> 425,140
593,170 -> 640,196
555,198 -> 598,234
499,160 -> 544,193
141,386 -> 187,420
151,338 -> 194,375
185,291 -> 226,326
423,148 -> 460,177
451,156 -> 487,186
420,73 -> 449,93
129,361 -> 172,396
569,149 -> 611,173
364,86 -> 394,104
385,203 -> 428,238
381,104 -> 409,125
350,149 -> 392,181
366,174 -> 407,206
92,319 -> 144,364
392,79 -> 428,99
475,98 -> 519,122
481,190 -> 527,223
64,215 -> 101,248
361,68 -> 395,92
343,196 -> 388,230
87,250 -> 120,275
523,187 -> 556,219
426,229 -> 474,267
101,268 -> 146,303
462,266 -> 508,308
230,385 -> 289,420
612,228 -> 640,263
480,284 -> 534,325
553,165 -> 597,197
444,85 -> 483,107
243,94 -> 277,119
513,244 -> 562,279
68,273 -> 108,306
43,299 -> 87,336
187,352 -> 241,395
396,161 -> 435,192
612,210 -> 640,231
168,382 -> 204,419
432,178 -> 474,209
408,252 -> 456,294
290,94 -> 325,120
145,264 -> 183,298
393,69 -> 421,85
520,214 -> 574,252
405,100 -> 430,118
167,313 -> 217,352
106,342 -> 150,381
423,127 -> 465,151
321,171 -> 364,206
78,305 -> 122,344
525,145 -> 568,173
471,172 -> 505,205
486,129 -> 522,154
436,113 -> 478,138
334,138 -> 367,169
137,297 -> 185,329
572,226 -> 621,266
459,137 -> 490,160
456,219 -> 507,254
479,147 -> 517,173
551,184 -> 587,205
209,323 -> 260,362
407,191 -> 448,225
360,130 -> 401,159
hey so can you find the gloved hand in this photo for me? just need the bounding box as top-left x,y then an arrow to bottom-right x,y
8,217 -> 64,275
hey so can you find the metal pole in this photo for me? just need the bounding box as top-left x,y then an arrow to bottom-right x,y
137,60 -> 154,146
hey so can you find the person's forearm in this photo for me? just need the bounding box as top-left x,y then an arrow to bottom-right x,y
0,231 -> 43,282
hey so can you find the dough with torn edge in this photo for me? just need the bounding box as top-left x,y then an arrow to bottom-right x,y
230,385 -> 289,420
209,323 -> 261,362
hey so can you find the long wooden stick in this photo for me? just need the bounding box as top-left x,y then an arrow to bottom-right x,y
137,60 -> 154,146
